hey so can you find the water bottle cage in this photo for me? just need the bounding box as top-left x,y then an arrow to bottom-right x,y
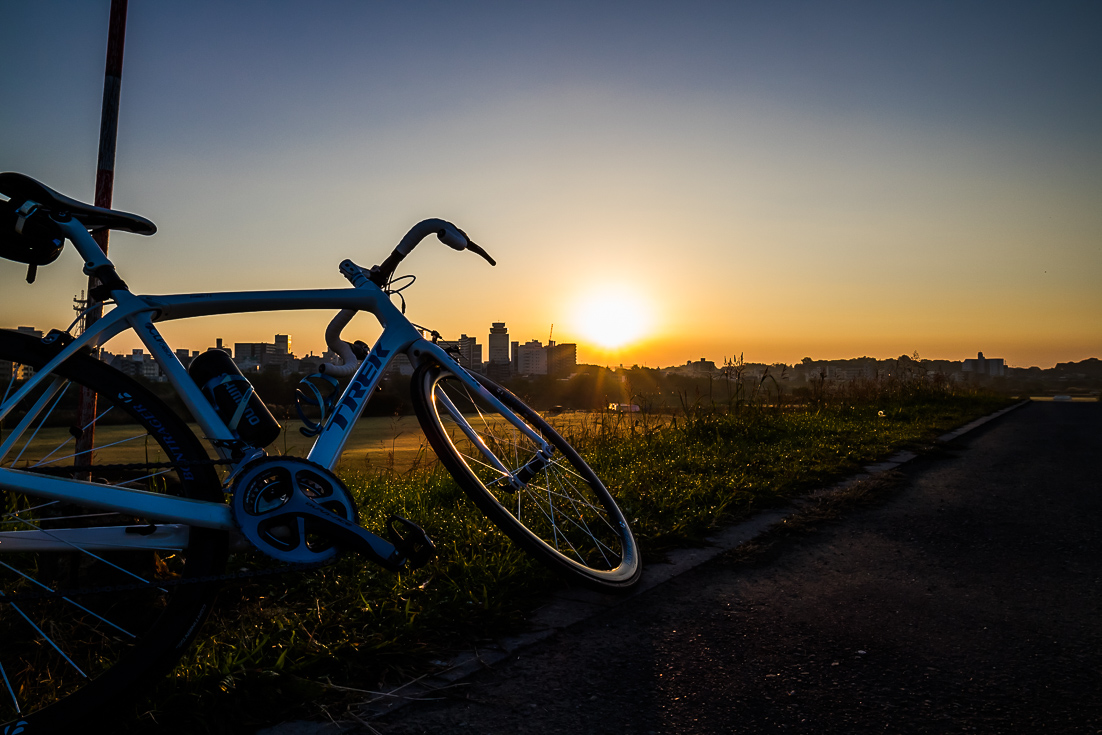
201,374 -> 256,432
295,372 -> 342,437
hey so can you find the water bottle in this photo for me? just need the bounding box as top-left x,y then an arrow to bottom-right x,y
188,349 -> 282,448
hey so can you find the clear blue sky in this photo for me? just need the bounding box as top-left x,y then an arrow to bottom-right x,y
2,1 -> 1100,367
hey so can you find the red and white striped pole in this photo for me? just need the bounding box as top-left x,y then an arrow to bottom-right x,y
77,0 -> 128,464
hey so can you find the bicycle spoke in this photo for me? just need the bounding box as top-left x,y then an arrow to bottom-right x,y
116,468 -> 174,488
4,595 -> 88,679
6,509 -> 116,525
0,658 -> 19,715
520,484 -> 618,564
32,404 -> 116,469
1,499 -> 60,526
453,444 -> 511,482
547,470 -> 618,563
33,432 -> 147,467
0,560 -> 135,638
545,483 -> 563,553
529,475 -> 619,522
10,380 -> 71,468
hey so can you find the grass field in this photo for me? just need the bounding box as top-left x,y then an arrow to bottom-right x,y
97,383 -> 1011,733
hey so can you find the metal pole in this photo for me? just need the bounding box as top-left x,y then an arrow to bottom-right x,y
76,0 -> 128,466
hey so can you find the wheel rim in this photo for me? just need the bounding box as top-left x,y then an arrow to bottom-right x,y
426,370 -> 636,582
1,349 -> 220,724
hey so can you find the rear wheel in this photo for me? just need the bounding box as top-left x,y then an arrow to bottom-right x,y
0,330 -> 226,730
411,362 -> 640,592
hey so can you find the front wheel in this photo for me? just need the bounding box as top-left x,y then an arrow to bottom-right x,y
411,363 -> 640,592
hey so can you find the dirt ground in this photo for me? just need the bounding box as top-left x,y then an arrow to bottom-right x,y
370,401 -> 1101,734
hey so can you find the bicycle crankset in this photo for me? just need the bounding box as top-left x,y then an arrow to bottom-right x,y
230,457 -> 435,569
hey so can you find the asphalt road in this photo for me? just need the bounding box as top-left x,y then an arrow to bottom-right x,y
373,401 -> 1102,734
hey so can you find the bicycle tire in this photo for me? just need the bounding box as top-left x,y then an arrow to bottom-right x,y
410,361 -> 640,592
0,330 -> 227,731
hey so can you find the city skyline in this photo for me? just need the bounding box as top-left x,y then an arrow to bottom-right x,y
2,2 -> 1100,368
4,318 -> 1088,373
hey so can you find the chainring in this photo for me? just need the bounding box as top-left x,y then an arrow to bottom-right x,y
230,457 -> 359,564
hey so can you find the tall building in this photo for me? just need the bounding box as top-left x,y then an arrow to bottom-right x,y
516,340 -> 548,375
113,349 -> 164,382
962,351 -> 1005,378
547,341 -> 577,377
488,323 -> 510,363
235,335 -> 294,371
487,322 -> 512,380
457,334 -> 483,372
174,348 -> 195,369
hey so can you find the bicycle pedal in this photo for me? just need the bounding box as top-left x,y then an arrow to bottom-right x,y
387,514 -> 436,570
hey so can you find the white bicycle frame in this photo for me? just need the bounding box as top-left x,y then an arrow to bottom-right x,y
0,217 -> 550,553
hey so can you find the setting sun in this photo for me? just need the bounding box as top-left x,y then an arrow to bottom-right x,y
572,287 -> 652,350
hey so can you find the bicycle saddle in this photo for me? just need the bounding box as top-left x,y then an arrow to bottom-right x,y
0,172 -> 156,235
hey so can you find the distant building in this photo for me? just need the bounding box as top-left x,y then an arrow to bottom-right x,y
665,358 -> 718,377
456,334 -> 483,373
112,349 -> 164,382
488,323 -> 510,363
824,363 -> 875,381
387,353 -> 414,376
962,351 -> 1005,378
546,341 -> 577,377
174,348 -> 196,369
297,355 -> 325,374
487,322 -> 512,381
235,335 -> 295,372
1,327 -> 43,380
516,340 -> 548,376
0,359 -> 29,381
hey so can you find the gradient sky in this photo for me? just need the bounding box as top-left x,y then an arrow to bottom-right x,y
2,1 -> 1100,368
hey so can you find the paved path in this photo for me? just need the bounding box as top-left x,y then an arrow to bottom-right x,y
369,401 -> 1101,734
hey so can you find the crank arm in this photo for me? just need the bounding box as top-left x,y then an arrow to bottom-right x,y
276,493 -> 434,571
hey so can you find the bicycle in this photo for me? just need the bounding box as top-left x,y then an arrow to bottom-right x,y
0,172 -> 640,732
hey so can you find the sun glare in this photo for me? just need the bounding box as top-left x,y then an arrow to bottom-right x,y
573,288 -> 651,350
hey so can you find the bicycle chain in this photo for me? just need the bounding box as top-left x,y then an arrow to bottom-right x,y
2,458 -> 337,604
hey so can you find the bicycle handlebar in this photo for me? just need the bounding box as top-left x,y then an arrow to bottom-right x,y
369,218 -> 494,287
322,219 -> 495,377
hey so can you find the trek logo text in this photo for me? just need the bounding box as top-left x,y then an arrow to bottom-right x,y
329,347 -> 391,430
